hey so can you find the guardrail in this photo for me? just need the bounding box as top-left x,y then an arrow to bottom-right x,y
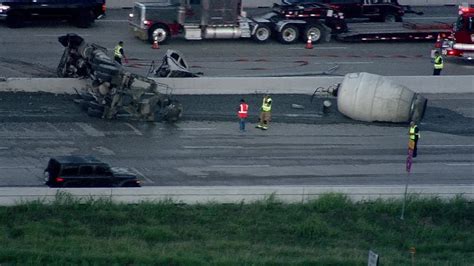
0,185 -> 472,206
0,76 -> 473,95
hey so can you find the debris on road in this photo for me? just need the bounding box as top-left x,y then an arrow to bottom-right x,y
56,33 -> 183,122
149,50 -> 200,78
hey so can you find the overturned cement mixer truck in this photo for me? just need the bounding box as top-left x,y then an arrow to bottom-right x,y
336,72 -> 427,123
56,33 -> 183,122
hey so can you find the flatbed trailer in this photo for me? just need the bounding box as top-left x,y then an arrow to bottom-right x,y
337,22 -> 452,42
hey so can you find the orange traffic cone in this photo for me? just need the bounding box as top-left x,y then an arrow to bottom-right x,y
152,37 -> 159,49
305,35 -> 313,49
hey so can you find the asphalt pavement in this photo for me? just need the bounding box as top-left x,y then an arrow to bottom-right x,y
0,91 -> 472,187
0,6 -> 473,78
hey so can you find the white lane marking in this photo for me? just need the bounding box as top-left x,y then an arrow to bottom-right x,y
96,20 -> 128,22
125,123 -> 143,136
184,146 -> 244,149
132,167 -> 154,184
407,17 -> 457,20
445,163 -> 474,166
0,166 -> 36,169
92,146 -> 115,156
313,61 -> 374,64
75,122 -> 105,137
0,147 -> 9,150
179,128 -> 216,131
288,46 -> 348,50
210,165 -> 270,168
423,144 -> 474,147
34,34 -> 90,37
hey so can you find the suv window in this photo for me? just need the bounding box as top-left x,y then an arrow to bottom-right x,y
61,166 -> 79,176
96,166 -> 112,175
79,166 -> 94,175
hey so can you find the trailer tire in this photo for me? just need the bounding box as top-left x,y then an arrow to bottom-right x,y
278,24 -> 299,44
303,24 -> 325,43
148,24 -> 170,44
252,24 -> 272,43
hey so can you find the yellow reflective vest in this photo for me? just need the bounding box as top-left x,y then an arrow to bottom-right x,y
434,55 -> 444,69
114,45 -> 123,58
409,125 -> 420,140
261,97 -> 272,112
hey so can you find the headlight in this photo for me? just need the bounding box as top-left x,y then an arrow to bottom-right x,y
129,13 -> 134,18
0,4 -> 10,11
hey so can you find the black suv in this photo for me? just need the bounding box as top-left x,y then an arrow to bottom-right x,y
44,156 -> 141,188
282,0 -> 404,22
0,0 -> 106,28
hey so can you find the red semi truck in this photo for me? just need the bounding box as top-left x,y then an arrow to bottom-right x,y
434,3 -> 474,61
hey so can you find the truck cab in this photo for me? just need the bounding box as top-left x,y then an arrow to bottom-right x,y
129,0 -> 245,43
437,3 -> 474,60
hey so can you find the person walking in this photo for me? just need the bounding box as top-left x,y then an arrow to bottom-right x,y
237,99 -> 249,132
114,41 -> 127,65
432,51 -> 444,76
409,121 -> 420,158
256,94 -> 272,130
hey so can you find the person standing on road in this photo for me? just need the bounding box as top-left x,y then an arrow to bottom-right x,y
114,41 -> 127,65
256,94 -> 272,130
432,51 -> 444,76
409,121 -> 420,158
237,99 -> 249,132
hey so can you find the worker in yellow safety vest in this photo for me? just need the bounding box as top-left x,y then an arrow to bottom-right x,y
409,121 -> 420,158
256,94 -> 272,130
433,51 -> 443,76
114,41 -> 127,65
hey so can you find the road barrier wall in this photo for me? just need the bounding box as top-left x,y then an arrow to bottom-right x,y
0,185 -> 472,206
0,76 -> 472,95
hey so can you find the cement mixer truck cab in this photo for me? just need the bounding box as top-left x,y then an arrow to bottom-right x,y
435,3 -> 474,61
128,0 -> 347,44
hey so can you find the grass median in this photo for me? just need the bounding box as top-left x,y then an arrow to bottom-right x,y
0,193 -> 472,265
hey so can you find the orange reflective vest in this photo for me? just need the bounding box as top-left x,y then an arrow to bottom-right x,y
238,103 -> 248,118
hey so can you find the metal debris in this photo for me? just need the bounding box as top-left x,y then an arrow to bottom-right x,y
56,33 -> 183,122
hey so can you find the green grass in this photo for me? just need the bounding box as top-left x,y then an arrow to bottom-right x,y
0,193 -> 472,265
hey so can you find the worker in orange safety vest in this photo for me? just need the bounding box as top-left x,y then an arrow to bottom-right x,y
237,99 -> 249,132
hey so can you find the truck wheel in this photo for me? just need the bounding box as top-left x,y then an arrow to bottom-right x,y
148,24 -> 170,44
303,24 -> 324,43
6,11 -> 26,28
278,25 -> 299,44
75,9 -> 94,28
383,13 -> 397,23
252,24 -> 272,43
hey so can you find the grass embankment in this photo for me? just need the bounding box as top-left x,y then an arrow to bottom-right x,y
0,193 -> 472,265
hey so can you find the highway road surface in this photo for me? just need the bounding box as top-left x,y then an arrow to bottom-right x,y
0,7 -> 473,78
0,92 -> 472,187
